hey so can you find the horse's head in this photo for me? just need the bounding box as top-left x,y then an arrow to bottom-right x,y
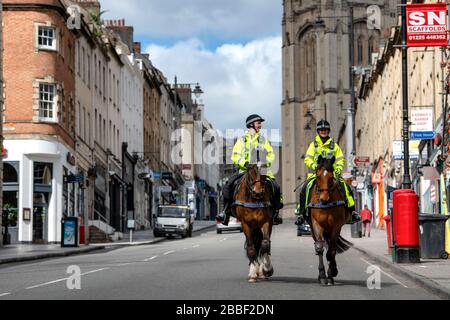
316,155 -> 336,204
246,163 -> 266,201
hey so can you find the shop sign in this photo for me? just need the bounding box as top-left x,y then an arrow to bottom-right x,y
407,3 -> 448,47
410,108 -> 434,139
393,140 -> 420,160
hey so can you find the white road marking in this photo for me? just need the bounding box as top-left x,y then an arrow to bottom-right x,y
26,277 -> 68,290
193,245 -> 200,248
219,238 -> 228,242
0,293 -> 11,298
26,268 -> 109,290
116,263 -> 132,267
144,256 -> 158,262
81,268 -> 109,276
164,251 -> 175,255
360,258 -> 408,288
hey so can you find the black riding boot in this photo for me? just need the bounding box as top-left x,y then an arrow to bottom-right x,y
347,206 -> 361,224
273,210 -> 283,225
296,184 -> 308,226
216,200 -> 232,226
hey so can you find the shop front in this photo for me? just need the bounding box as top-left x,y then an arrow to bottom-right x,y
3,139 -> 76,244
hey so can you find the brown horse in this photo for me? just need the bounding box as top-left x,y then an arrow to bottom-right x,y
308,155 -> 353,286
234,163 -> 274,283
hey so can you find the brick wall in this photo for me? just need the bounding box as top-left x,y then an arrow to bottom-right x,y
3,1 -> 76,149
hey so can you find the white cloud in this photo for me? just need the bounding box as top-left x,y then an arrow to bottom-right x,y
145,37 -> 282,135
100,0 -> 281,39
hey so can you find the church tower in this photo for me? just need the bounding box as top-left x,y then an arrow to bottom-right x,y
281,0 -> 399,214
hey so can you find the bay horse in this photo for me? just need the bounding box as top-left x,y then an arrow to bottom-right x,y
234,162 -> 274,283
307,155 -> 353,286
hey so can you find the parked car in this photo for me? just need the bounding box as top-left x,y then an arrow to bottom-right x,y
217,217 -> 243,234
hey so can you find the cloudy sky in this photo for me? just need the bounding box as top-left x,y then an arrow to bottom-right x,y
101,0 -> 283,140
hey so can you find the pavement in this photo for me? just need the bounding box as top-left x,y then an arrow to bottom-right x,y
0,220 -> 216,266
341,222 -> 450,299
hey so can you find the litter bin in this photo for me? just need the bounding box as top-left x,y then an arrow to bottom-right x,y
418,214 -> 450,260
351,221 -> 362,239
61,217 -> 79,248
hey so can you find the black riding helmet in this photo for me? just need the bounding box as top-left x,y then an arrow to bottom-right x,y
317,119 -> 331,133
246,114 -> 265,128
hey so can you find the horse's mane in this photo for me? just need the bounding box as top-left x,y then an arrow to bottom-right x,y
317,156 -> 335,172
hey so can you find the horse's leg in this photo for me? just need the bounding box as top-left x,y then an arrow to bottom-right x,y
328,224 -> 343,281
326,236 -> 337,286
242,221 -> 258,283
311,213 -> 327,285
259,221 -> 274,279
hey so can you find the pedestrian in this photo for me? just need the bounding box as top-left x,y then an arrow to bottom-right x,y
360,205 -> 373,237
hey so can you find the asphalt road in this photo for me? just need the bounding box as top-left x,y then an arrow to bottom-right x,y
0,223 -> 442,300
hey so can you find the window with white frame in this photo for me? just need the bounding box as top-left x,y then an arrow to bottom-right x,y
39,83 -> 56,121
38,26 -> 57,50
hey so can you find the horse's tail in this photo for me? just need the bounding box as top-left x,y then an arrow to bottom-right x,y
336,236 -> 353,254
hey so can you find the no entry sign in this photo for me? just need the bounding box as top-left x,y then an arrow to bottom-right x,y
407,3 -> 448,47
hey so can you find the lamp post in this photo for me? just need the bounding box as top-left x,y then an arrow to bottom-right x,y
401,0 -> 412,190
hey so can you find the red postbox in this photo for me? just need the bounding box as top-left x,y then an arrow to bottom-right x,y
392,189 -> 420,263
383,215 -> 392,255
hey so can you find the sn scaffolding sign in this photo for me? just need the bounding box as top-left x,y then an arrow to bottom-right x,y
407,3 -> 448,47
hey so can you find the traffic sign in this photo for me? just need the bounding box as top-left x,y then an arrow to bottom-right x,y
353,156 -> 370,167
410,131 -> 434,139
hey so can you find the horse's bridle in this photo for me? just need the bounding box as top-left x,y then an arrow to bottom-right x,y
315,171 -> 338,198
246,164 -> 266,200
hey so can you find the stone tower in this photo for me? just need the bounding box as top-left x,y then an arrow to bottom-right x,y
281,0 -> 399,214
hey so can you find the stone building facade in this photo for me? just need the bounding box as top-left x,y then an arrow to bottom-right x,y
281,0 -> 399,214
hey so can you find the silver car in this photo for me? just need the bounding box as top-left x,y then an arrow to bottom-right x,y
217,217 -> 243,234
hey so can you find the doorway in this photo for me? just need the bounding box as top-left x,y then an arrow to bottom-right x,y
33,193 -> 50,244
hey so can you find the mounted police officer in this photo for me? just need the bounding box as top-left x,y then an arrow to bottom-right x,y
216,114 -> 284,226
296,119 -> 360,226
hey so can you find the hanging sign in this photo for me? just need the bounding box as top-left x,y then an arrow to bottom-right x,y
407,3 -> 448,47
410,108 -> 434,139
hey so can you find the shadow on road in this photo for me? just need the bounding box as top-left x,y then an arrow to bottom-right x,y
268,276 -> 398,288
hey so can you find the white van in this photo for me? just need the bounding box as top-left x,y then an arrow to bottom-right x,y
153,205 -> 194,238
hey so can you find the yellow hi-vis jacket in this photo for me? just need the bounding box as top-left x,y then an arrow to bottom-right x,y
231,131 -> 275,179
304,135 -> 345,180
304,135 -> 354,208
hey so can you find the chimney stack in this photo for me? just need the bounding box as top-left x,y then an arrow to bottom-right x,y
133,42 -> 141,54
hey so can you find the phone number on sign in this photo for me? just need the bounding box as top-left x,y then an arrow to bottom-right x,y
409,35 -> 447,41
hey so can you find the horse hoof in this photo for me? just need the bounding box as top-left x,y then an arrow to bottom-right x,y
263,268 -> 274,278
248,278 -> 258,283
327,278 -> 335,286
319,277 -> 328,286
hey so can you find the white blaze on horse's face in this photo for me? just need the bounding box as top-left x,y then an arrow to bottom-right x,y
323,170 -> 328,178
